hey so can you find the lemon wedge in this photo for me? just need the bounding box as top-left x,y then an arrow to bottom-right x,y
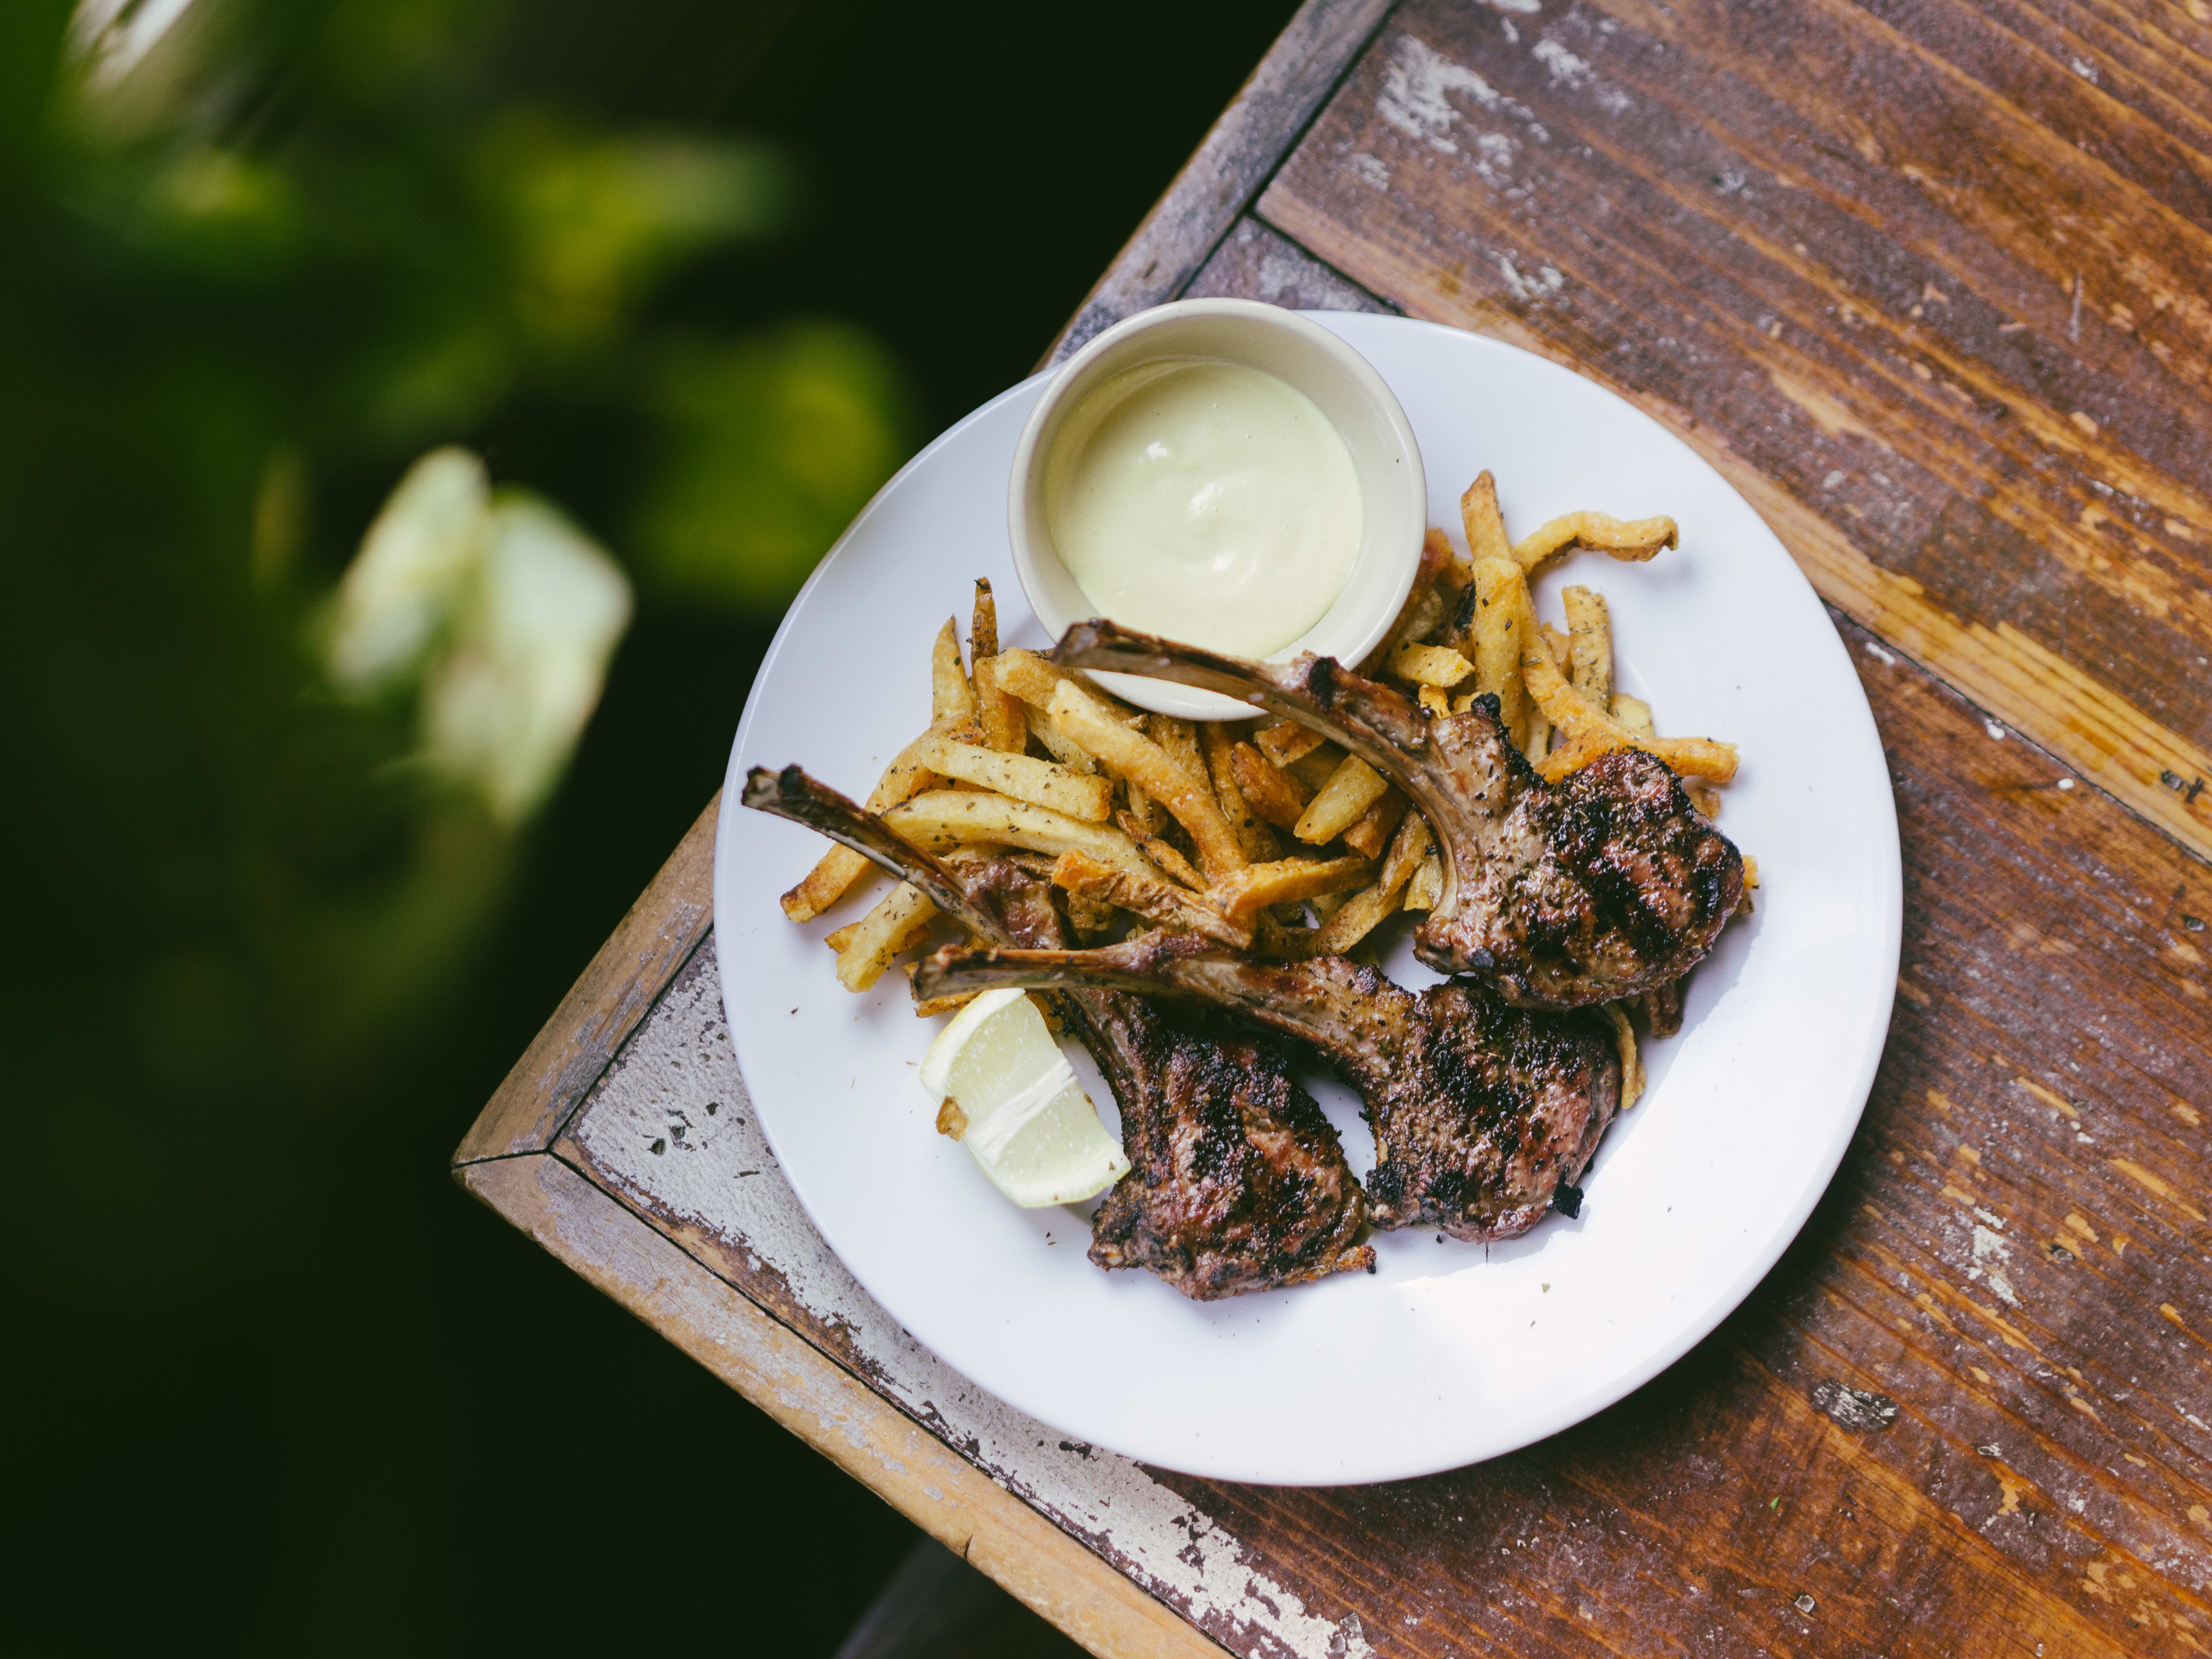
919,988 -> 1128,1207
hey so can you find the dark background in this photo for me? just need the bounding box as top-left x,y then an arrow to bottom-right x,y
9,1 -> 1296,1650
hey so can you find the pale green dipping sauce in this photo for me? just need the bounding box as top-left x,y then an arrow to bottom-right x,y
1043,359 -> 1363,658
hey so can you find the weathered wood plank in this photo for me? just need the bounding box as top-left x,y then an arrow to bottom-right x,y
550,945 -> 1377,1659
1133,609 -> 2212,1656
1257,0 -> 2212,859
452,793 -> 718,1164
1043,0 -> 1397,364
461,1153 -> 1230,1659
1181,216 -> 1396,314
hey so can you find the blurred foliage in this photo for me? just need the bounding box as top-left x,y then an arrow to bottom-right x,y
0,0 -> 912,1299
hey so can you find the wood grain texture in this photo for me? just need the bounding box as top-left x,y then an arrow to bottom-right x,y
1137,608 -> 2212,1657
460,1154 -> 1227,1659
452,793 -> 718,1164
1043,0 -> 1396,364
1258,0 -> 2212,859
1182,217 -> 1396,315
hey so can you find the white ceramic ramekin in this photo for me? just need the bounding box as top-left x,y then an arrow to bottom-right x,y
1007,299 -> 1426,721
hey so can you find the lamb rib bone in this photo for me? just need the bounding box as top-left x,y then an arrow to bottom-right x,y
740,766 -> 1374,1298
915,933 -> 1622,1243
1051,621 -> 1743,1008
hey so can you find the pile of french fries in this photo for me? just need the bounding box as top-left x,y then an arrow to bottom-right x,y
779,471 -> 1752,1058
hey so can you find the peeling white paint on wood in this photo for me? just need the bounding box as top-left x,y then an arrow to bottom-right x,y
567,939 -> 1373,1659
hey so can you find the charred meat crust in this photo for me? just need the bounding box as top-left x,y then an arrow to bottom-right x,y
741,766 -> 1372,1300
1051,622 -> 1743,1008
914,933 -> 1622,1243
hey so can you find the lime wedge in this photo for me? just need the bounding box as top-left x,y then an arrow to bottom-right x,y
919,988 -> 1128,1208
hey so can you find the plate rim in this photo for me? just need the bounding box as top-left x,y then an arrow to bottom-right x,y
714,312 -> 1903,1485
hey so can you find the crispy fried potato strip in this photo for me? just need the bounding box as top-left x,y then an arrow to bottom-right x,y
882,789 -> 1158,879
1313,812 -> 1432,953
969,577 -> 999,659
1294,754 -> 1389,844
1048,680 -> 1248,880
910,733 -> 1112,821
1254,719 -> 1324,769
1361,529 -> 1456,674
1602,1003 -> 1645,1111
1461,469 -> 1513,563
827,881 -> 939,991
1202,723 -> 1281,862
1340,786 -> 1407,861
1512,510 -> 1677,574
778,718 -> 968,921
931,616 -> 974,724
1389,642 -> 1474,687
1403,849 -> 1444,911
1562,585 -> 1613,711
1208,853 -> 1374,927
1115,812 -> 1206,890
1468,558 -> 1529,747
1051,850 -> 1251,948
1024,703 -> 1097,772
1517,601 -> 1737,781
1226,740 -> 1309,831
1609,692 -> 1653,736
971,654 -> 1028,755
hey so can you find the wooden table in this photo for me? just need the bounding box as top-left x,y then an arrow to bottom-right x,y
453,2 -> 2212,1651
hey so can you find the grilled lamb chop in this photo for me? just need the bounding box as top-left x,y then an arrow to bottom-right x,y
915,932 -> 1622,1242
1052,622 -> 1743,1009
741,766 -> 1373,1297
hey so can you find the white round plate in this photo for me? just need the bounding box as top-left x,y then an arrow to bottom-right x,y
715,313 -> 1900,1486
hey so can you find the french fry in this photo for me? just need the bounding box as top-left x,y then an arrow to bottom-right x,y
1461,470 -> 1513,563
779,719 -> 964,921
1024,703 -> 1097,771
1146,713 -> 1205,778
1227,741 -> 1310,830
910,733 -> 1112,821
969,577 -> 999,659
971,654 -> 1028,754
828,881 -> 939,991
1388,641 -> 1474,687
1418,685 -> 1450,718
1540,622 -> 1571,664
1201,723 -> 1282,862
1516,600 -> 1737,782
1683,779 -> 1722,819
1208,854 -> 1373,927
1294,754 -> 1390,844
1468,558 -> 1529,745
1403,849 -> 1444,911
1047,680 -> 1248,880
1309,889 -> 1349,922
1360,528 -> 1455,673
1737,853 -> 1759,916
1115,811 -> 1206,890
1255,719 -> 1324,769
1512,510 -> 1677,574
882,789 -> 1159,879
1121,779 -> 1160,835
1251,911 -> 1321,959
1340,786 -> 1407,861
931,616 -> 974,724
1562,585 -> 1613,711
1610,693 -> 1654,736
1602,1003 -> 1646,1111
1051,850 -> 1251,948
911,985 -> 980,1020
1285,742 -> 1344,793
1313,812 -> 1431,952
1523,706 -> 1551,759
990,647 -> 1073,710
